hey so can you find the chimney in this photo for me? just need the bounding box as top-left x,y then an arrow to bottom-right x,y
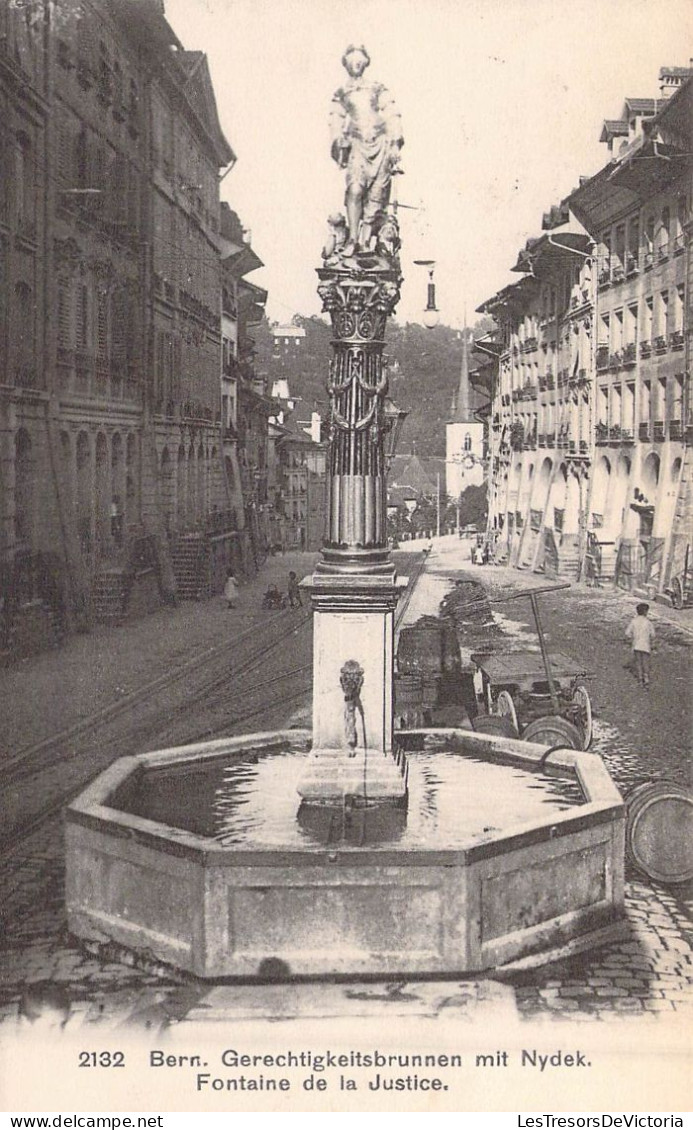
658,66 -> 691,100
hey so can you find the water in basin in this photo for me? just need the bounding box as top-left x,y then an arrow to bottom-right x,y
112,741 -> 585,850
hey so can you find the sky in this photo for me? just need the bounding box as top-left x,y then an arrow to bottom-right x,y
164,0 -> 691,329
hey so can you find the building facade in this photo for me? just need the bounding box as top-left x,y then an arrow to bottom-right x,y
1,0 -> 252,658
480,67 -> 692,596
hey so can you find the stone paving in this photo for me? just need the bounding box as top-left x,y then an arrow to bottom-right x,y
0,537 -> 691,1031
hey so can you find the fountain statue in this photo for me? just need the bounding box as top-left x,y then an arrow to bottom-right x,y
64,47 -> 625,981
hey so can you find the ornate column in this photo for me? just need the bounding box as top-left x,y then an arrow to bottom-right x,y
298,45 -> 407,806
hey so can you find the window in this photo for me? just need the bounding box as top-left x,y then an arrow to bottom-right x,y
656,291 -> 669,339
15,132 -> 34,232
76,130 -> 89,188
75,283 -> 89,351
627,217 -> 639,268
657,377 -> 667,422
57,279 -> 72,350
659,207 -> 670,257
96,289 -> 108,363
673,285 -> 684,333
14,430 -> 33,542
614,224 -> 626,271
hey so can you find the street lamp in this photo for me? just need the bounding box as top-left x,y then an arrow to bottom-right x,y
383,396 -> 408,469
414,259 -> 440,329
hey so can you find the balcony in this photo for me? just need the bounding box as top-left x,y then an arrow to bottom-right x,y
670,330 -> 684,352
521,335 -> 538,353
640,340 -> 652,359
611,264 -> 625,284
579,440 -> 589,454
537,433 -> 546,447
619,429 -> 634,444
623,342 -> 637,365
597,346 -> 610,371
609,351 -> 622,370
568,440 -> 576,454
639,422 -> 651,442
653,336 -> 667,355
598,268 -> 611,288
657,244 -> 669,263
653,421 -> 665,443
625,254 -> 639,277
596,422 -> 609,445
669,419 -> 683,440
643,251 -> 654,272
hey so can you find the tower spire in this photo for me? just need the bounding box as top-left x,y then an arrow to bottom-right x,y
450,315 -> 472,423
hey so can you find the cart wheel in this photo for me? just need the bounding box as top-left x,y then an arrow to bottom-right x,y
495,690 -> 519,736
572,683 -> 593,749
672,577 -> 684,611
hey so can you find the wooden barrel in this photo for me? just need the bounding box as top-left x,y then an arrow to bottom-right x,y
625,781 -> 693,884
397,621 -> 461,676
522,715 -> 583,750
472,714 -> 518,739
394,672 -> 423,707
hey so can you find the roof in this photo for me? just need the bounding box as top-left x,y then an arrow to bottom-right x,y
511,230 -> 590,274
599,119 -> 629,142
660,66 -> 693,78
272,325 -> 306,338
388,453 -> 445,497
542,200 -> 571,230
177,51 -> 235,166
476,275 -> 539,315
388,485 -> 418,507
623,97 -> 657,115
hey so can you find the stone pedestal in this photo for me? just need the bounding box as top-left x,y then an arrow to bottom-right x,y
298,573 -> 407,804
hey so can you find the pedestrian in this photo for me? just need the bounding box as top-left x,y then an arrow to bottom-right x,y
288,570 -> 302,608
224,569 -> 239,610
625,602 -> 655,688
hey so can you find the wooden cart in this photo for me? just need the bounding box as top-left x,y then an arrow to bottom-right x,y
471,582 -> 594,750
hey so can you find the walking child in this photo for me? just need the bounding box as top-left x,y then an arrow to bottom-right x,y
625,602 -> 655,687
287,570 -> 302,608
224,569 -> 239,610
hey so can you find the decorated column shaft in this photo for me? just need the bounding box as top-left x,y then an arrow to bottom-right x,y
317,269 -> 400,576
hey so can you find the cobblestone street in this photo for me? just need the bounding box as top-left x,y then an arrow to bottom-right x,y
0,539 -> 691,1034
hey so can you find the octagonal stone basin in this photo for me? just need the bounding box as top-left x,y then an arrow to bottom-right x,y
65,728 -> 625,979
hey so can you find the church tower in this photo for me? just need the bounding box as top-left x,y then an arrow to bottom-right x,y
445,327 -> 485,498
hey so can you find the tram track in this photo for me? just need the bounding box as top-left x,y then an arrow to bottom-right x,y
1,607 -> 312,785
1,551 -> 427,860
